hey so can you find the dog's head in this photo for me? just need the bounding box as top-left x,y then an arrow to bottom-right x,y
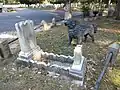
64,19 -> 77,29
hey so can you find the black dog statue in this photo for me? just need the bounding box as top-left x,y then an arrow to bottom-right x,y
64,19 -> 97,45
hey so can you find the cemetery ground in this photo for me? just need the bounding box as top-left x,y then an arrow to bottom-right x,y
0,17 -> 120,90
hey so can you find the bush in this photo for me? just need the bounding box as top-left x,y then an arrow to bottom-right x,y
81,5 -> 90,17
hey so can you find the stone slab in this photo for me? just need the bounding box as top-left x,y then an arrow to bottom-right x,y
69,57 -> 87,86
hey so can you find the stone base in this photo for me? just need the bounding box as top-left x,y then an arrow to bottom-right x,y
18,51 -> 33,60
16,51 -> 86,87
69,56 -> 87,86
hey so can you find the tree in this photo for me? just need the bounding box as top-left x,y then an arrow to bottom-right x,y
19,0 -> 42,7
4,0 -> 8,4
115,0 -> 120,20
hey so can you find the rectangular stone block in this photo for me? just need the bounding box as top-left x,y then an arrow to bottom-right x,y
0,39 -> 11,59
69,56 -> 87,86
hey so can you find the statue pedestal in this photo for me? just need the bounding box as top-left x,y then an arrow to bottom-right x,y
15,20 -> 42,62
18,51 -> 33,60
69,45 -> 87,86
69,56 -> 87,86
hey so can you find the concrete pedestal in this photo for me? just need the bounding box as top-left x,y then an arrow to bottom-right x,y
69,56 -> 87,86
69,45 -> 87,86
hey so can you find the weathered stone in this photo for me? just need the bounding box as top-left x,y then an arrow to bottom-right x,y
59,55 -> 66,62
0,39 -> 11,59
41,51 -> 45,58
55,54 -> 61,61
67,56 -> 74,64
52,54 -> 57,60
40,20 -> 52,31
73,45 -> 82,64
69,45 -> 87,86
44,52 -> 49,59
32,50 -> 42,61
51,18 -> 56,27
15,20 -> 42,61
48,53 -> 54,60
107,42 -> 120,65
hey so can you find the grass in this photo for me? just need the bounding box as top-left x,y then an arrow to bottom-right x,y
36,17 -> 120,90
37,26 -> 74,56
0,17 -> 120,90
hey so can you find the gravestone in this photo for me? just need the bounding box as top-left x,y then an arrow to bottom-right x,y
16,20 -> 87,87
0,39 -> 11,59
15,20 -> 42,61
69,45 -> 87,86
40,20 -> 52,31
107,43 -> 120,65
52,18 -> 56,27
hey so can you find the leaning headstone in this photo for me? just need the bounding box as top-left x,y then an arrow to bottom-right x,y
0,39 -> 11,59
15,20 -> 41,61
69,45 -> 87,86
40,20 -> 52,31
52,18 -> 56,27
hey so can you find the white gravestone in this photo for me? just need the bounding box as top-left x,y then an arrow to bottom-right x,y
69,45 -> 87,86
40,20 -> 52,31
52,18 -> 56,27
15,20 -> 41,60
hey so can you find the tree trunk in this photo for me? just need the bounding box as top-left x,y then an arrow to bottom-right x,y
64,0 -> 72,20
115,0 -> 120,20
108,0 -> 111,7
